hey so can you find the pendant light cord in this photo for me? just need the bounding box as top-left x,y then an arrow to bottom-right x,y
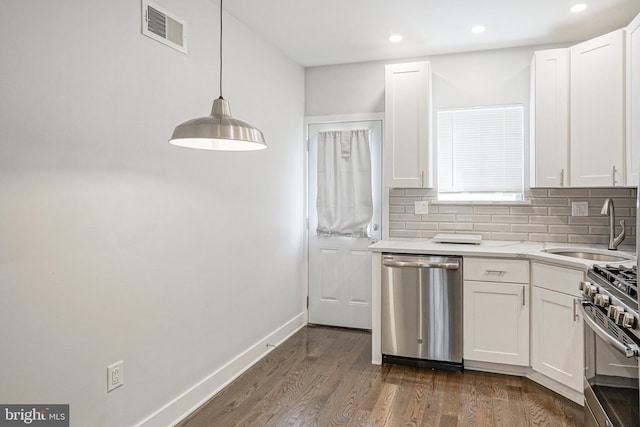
219,0 -> 223,98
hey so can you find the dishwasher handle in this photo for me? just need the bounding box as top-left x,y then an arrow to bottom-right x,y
383,259 -> 460,270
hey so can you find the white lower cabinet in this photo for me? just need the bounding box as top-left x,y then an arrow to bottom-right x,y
463,258 -> 530,366
463,280 -> 530,366
531,263 -> 584,393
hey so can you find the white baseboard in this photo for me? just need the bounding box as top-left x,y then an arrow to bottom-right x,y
464,360 -> 528,377
527,371 -> 584,406
135,312 -> 306,427
464,360 -> 584,406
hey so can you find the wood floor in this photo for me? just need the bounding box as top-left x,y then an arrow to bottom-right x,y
178,326 -> 583,427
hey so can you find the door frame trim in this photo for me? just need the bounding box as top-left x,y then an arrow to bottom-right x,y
303,113 -> 385,325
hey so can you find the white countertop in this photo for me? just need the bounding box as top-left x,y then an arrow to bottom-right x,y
369,238 -> 637,270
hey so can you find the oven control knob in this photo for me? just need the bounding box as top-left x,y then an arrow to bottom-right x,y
587,285 -> 599,298
594,294 -> 610,307
607,305 -> 625,322
621,313 -> 637,329
594,294 -> 602,305
581,282 -> 593,297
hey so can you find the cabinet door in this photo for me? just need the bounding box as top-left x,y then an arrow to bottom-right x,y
463,281 -> 529,366
531,49 -> 569,187
532,287 -> 583,392
570,29 -> 625,187
384,62 -> 432,188
627,13 -> 640,186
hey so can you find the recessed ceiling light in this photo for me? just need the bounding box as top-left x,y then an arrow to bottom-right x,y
570,3 -> 587,13
389,34 -> 403,43
471,26 -> 486,34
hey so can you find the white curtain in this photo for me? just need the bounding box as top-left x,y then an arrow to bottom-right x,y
316,129 -> 373,237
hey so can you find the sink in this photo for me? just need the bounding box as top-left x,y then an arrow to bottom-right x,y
543,248 -> 634,263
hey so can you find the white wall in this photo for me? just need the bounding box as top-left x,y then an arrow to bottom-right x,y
0,1 -> 304,426
305,45 -> 561,115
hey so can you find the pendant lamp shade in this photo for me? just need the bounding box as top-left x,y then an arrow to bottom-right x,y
169,97 -> 267,151
168,0 -> 267,151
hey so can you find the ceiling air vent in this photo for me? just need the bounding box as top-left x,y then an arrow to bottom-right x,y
142,0 -> 187,54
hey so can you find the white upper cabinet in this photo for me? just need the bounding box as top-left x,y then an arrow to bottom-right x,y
570,29 -> 625,187
530,49 -> 569,187
627,13 -> 640,187
384,62 -> 432,188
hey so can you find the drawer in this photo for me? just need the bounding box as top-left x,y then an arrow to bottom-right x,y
464,257 -> 529,284
531,262 -> 584,296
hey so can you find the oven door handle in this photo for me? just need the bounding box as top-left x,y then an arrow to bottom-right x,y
580,301 -> 640,359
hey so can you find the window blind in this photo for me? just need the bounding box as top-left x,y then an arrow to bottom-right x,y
437,105 -> 524,198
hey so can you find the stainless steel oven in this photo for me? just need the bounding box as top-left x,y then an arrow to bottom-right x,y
582,265 -> 640,427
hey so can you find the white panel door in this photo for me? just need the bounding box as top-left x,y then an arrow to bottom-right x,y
532,287 -> 583,392
463,280 -> 530,366
531,49 -> 569,187
570,29 -> 625,187
627,13 -> 640,186
307,120 -> 382,329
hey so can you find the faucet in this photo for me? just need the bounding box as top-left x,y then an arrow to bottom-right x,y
601,198 -> 626,250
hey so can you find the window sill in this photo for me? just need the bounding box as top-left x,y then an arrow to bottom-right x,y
431,199 -> 532,206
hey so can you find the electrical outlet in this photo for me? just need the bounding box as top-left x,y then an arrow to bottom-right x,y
571,201 -> 589,217
415,200 -> 429,214
107,360 -> 124,392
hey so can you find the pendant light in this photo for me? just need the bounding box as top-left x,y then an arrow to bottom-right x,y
169,0 -> 267,151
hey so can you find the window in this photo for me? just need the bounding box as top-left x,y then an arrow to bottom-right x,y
437,105 -> 524,202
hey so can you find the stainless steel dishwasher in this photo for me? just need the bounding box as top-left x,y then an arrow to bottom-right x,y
381,253 -> 463,370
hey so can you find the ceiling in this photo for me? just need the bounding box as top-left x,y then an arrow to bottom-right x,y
223,0 -> 640,67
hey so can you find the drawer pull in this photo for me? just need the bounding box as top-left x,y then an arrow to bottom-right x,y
485,270 -> 506,276
522,286 -> 526,306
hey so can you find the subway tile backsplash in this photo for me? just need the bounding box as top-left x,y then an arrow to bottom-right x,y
388,188 -> 637,246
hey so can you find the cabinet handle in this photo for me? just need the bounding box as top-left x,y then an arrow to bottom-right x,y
612,166 -> 618,186
421,170 -> 425,187
485,270 -> 506,276
522,286 -> 526,306
560,169 -> 564,187
573,298 -> 579,322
